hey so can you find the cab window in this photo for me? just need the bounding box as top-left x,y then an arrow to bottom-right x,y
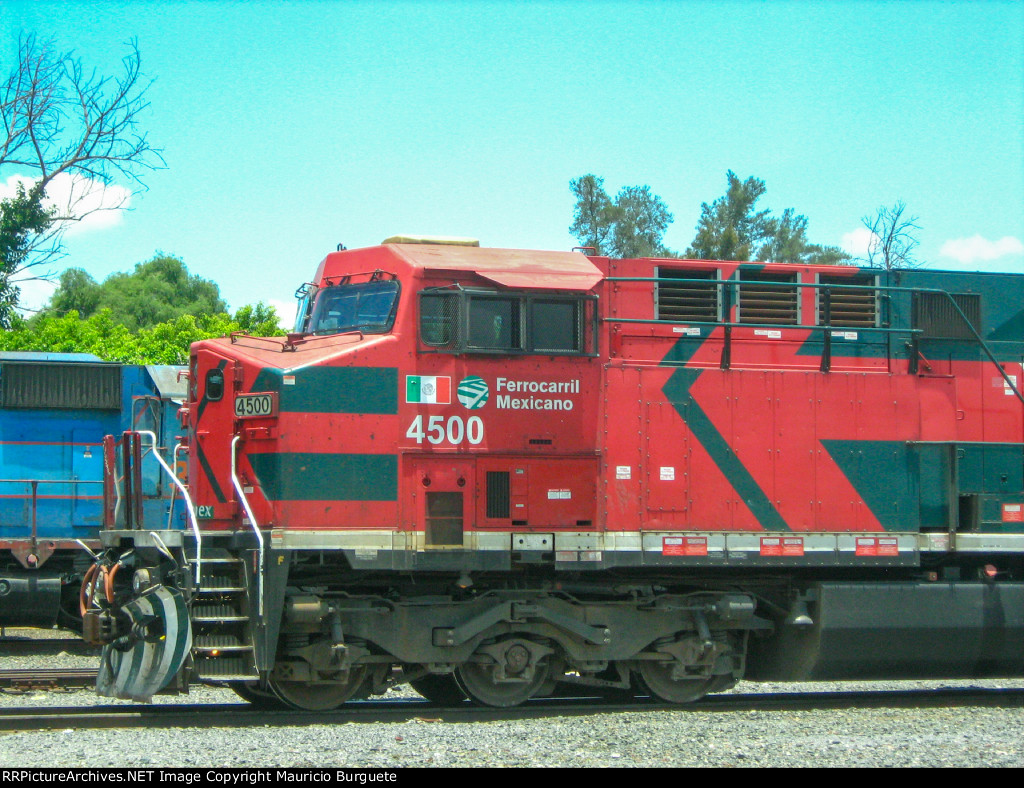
308,280 -> 400,335
419,289 -> 595,356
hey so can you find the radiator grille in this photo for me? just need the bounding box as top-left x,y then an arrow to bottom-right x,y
0,362 -> 121,409
914,292 -> 981,339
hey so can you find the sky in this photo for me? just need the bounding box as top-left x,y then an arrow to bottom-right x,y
3,0 -> 1023,327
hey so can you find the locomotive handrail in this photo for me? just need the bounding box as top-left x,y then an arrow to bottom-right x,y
605,316 -> 918,335
169,443 -> 187,531
0,478 -> 102,550
917,288 -> 1024,405
136,431 -> 202,586
0,478 -> 103,485
605,275 -> 1024,406
231,435 -> 264,619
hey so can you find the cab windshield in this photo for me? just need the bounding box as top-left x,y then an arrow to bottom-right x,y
308,280 -> 400,335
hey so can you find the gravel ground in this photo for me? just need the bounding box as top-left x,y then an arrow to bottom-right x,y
2,629 -> 1024,768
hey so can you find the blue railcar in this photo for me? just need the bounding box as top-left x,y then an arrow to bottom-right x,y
0,352 -> 186,629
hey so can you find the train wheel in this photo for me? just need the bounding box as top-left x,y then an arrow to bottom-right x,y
269,667 -> 368,711
705,673 -> 738,694
456,641 -> 551,708
409,673 -> 468,706
231,681 -> 289,709
636,660 -> 712,705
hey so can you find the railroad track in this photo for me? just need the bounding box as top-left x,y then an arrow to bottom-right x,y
2,686 -> 1023,732
0,637 -> 97,657
0,668 -> 98,691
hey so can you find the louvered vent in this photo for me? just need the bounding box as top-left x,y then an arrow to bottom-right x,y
486,471 -> 511,519
914,292 -> 981,339
656,268 -> 719,322
818,274 -> 877,327
738,271 -> 799,325
0,362 -> 121,409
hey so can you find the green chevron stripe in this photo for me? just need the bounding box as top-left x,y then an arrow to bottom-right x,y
661,357 -> 790,532
251,367 -> 398,414
248,452 -> 397,501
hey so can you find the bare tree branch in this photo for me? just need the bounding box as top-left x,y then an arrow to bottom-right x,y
861,200 -> 921,270
0,34 -> 164,326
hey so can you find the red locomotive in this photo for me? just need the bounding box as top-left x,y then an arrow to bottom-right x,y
88,236 -> 1024,707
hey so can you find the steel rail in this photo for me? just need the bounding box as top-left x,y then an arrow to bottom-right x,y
1,687 -> 1023,732
0,668 -> 97,690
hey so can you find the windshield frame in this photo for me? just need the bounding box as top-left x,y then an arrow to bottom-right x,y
307,278 -> 401,336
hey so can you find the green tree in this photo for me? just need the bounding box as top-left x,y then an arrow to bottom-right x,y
0,183 -> 55,327
685,171 -> 773,261
46,267 -> 102,317
685,170 -> 849,265
613,185 -> 675,258
569,175 -> 617,255
40,254 -> 227,331
569,175 -> 674,257
1,303 -> 284,365
759,208 -> 850,266
0,35 -> 162,326
233,302 -> 284,336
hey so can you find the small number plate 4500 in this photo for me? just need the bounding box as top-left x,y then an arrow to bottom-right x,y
234,392 -> 277,419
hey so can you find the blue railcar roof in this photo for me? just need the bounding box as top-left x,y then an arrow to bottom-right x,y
0,351 -> 106,363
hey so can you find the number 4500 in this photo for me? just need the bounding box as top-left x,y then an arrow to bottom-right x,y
406,414 -> 484,445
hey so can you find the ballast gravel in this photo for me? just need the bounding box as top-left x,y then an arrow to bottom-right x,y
2,632 -> 1024,768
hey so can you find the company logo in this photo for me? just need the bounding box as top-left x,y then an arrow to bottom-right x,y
457,376 -> 489,409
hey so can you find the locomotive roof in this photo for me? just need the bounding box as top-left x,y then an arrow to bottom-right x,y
0,351 -> 106,363
322,243 -> 605,291
145,365 -> 188,400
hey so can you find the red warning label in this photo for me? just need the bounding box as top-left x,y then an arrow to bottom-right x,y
1003,504 -> 1024,523
856,537 -> 899,557
662,536 -> 708,556
760,537 -> 804,557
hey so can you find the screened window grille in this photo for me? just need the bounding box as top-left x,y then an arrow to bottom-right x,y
420,289 -> 596,355
419,291 -> 461,348
656,268 -> 719,322
468,296 -> 522,351
531,299 -> 583,352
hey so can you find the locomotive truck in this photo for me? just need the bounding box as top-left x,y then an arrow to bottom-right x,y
86,236 -> 1024,707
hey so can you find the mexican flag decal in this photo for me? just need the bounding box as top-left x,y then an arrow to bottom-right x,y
406,375 -> 452,404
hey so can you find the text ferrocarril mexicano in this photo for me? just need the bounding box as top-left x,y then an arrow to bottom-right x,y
495,377 -> 579,411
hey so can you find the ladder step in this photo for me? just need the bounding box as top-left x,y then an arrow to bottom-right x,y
193,616 -> 249,623
198,578 -> 246,590
194,634 -> 248,648
198,587 -> 246,593
194,655 -> 257,679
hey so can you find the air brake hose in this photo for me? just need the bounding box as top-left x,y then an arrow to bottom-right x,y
79,563 -> 99,617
